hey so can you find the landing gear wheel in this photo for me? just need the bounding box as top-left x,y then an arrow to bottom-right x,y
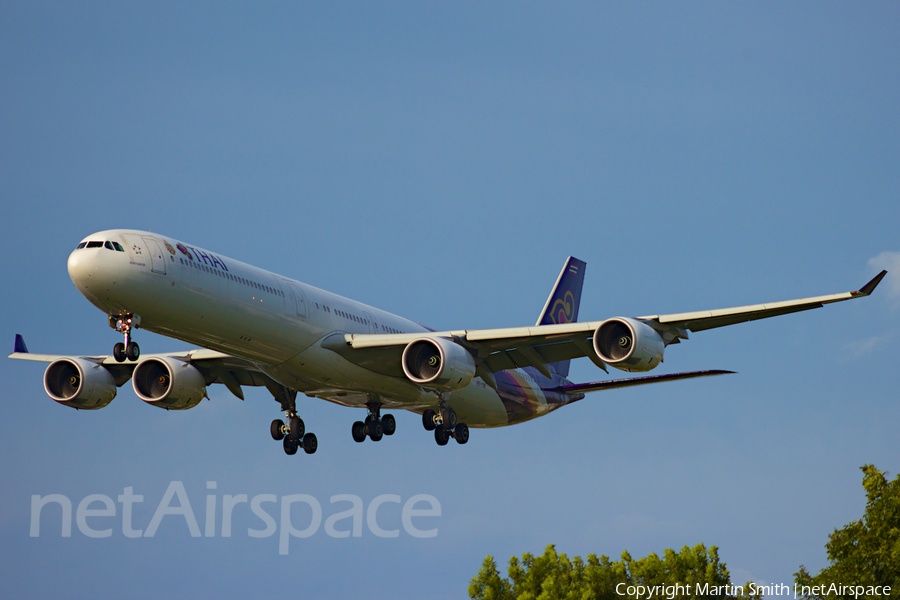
283,436 -> 298,455
125,341 -> 140,361
367,419 -> 384,442
434,424 -> 450,446
302,432 -> 317,454
113,343 -> 126,363
382,414 -> 396,436
352,421 -> 366,443
422,409 -> 437,431
288,417 -> 305,441
442,408 -> 457,428
454,423 -> 469,444
271,419 -> 285,441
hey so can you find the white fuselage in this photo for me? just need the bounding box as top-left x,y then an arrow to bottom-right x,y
67,230 -> 559,427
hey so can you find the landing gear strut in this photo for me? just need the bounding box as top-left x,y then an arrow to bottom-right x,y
423,393 -> 469,446
268,384 -> 317,455
110,314 -> 141,362
352,400 -> 396,443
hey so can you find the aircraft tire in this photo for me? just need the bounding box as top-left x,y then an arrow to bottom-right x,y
442,408 -> 457,429
434,425 -> 450,446
302,432 -> 317,454
271,419 -> 285,441
352,421 -> 366,443
289,417 -> 304,441
126,341 -> 140,361
382,414 -> 396,436
283,437 -> 298,455
422,410 -> 437,431
113,343 -> 126,363
454,423 -> 469,444
368,419 -> 384,442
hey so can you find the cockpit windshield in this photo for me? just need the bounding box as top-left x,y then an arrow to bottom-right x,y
77,240 -> 124,252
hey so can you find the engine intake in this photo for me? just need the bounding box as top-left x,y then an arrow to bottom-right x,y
402,337 -> 475,391
43,358 -> 116,409
133,357 -> 206,410
593,317 -> 665,372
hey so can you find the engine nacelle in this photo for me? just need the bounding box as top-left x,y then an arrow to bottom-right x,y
593,317 -> 665,373
43,358 -> 116,410
132,357 -> 206,410
402,337 -> 476,391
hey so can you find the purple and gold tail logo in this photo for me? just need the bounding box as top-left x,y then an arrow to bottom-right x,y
550,290 -> 575,324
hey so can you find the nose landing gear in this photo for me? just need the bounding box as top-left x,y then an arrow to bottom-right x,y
110,314 -> 141,362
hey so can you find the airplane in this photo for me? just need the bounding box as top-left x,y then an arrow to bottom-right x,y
9,230 -> 887,455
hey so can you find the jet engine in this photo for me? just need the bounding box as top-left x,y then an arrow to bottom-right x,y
593,317 -> 665,372
43,358 -> 117,409
402,337 -> 476,391
132,357 -> 206,410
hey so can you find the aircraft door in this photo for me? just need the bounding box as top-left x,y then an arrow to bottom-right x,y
363,311 -> 377,334
280,279 -> 307,319
142,237 -> 167,275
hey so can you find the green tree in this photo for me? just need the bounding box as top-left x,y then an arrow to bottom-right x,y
469,544 -> 759,600
795,465 -> 900,599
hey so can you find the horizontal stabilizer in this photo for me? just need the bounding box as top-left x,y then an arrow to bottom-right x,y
551,369 -> 735,395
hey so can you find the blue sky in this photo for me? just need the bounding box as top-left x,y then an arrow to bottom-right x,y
1,3 -> 899,598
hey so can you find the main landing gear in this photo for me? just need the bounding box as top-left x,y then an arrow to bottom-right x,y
271,413 -> 317,455
268,384 -> 317,455
422,393 -> 469,446
110,314 -> 141,362
352,401 -> 396,443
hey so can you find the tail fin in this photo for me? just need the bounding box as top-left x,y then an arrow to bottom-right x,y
536,257 -> 586,377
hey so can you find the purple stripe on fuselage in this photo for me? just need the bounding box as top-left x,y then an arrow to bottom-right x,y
494,367 -> 581,425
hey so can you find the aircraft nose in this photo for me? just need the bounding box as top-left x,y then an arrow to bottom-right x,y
67,247 -> 97,289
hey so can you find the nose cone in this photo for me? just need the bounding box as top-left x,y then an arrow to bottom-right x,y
68,244 -> 118,304
67,247 -> 98,292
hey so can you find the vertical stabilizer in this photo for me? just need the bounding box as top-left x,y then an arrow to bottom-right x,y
536,257 -> 586,377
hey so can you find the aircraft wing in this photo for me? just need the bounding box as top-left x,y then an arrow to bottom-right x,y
344,270 -> 887,381
638,269 -> 887,334
8,335 -> 275,400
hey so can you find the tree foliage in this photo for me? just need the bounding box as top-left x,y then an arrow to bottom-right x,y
469,544 -> 760,600
795,465 -> 900,599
